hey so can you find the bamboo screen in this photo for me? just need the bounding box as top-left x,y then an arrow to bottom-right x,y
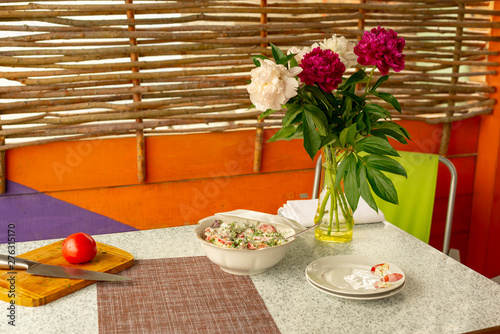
0,0 -> 499,188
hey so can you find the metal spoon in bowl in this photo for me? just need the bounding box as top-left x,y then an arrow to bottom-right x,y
284,222 -> 321,240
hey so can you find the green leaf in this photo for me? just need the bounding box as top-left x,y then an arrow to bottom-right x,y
398,124 -> 411,139
286,124 -> 304,140
340,93 -> 352,117
282,105 -> 302,127
363,103 -> 391,121
346,123 -> 357,145
328,117 -> 345,129
361,154 -> 407,178
371,75 -> 389,91
355,136 -> 400,157
304,105 -> 328,136
344,154 -> 360,212
371,128 -> 408,144
271,43 -> 286,62
302,85 -> 336,115
338,90 -> 365,107
362,111 -> 372,135
268,125 -> 297,142
369,91 -> 401,113
357,162 -> 378,212
326,93 -> 340,113
258,108 -> 279,120
289,56 -> 299,68
373,121 -> 407,132
372,121 -> 411,143
339,124 -> 356,147
302,111 -> 322,160
342,69 -> 368,89
320,133 -> 339,148
277,53 -> 299,66
366,167 -> 399,205
356,113 -> 366,132
250,55 -> 268,67
334,154 -> 349,190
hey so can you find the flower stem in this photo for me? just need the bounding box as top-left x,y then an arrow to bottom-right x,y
328,189 -> 336,235
337,188 -> 354,228
364,66 -> 376,95
314,187 -> 331,224
325,145 -> 341,235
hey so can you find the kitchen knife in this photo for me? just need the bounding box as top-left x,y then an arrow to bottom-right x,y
0,254 -> 131,282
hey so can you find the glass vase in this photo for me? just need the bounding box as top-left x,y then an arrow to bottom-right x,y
314,145 -> 355,243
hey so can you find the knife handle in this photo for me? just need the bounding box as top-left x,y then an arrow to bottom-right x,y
0,254 -> 38,270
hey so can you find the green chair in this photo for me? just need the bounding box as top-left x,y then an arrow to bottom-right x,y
312,151 -> 457,256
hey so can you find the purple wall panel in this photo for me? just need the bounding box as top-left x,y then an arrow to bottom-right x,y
0,181 -> 137,243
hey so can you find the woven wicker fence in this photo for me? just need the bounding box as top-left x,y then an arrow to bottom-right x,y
0,0 -> 499,191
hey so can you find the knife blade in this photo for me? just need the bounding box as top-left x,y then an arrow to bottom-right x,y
0,254 -> 131,282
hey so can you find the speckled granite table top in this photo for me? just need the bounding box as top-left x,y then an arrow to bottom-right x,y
1,222 -> 499,334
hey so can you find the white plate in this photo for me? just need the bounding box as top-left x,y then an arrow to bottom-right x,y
305,255 -> 405,295
306,275 -> 406,300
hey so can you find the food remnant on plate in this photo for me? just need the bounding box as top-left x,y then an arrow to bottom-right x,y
371,263 -> 404,288
204,220 -> 287,249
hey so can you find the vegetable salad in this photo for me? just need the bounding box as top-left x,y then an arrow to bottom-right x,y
204,220 -> 287,249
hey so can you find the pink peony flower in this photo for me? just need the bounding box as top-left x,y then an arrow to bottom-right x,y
354,27 -> 405,75
298,47 -> 346,93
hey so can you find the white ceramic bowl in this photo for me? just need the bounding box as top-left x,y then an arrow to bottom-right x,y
195,215 -> 296,275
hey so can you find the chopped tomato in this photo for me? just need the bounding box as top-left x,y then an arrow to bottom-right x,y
258,224 -> 276,233
371,263 -> 390,276
381,273 -> 404,282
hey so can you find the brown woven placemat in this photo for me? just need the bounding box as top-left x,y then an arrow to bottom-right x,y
97,256 -> 281,334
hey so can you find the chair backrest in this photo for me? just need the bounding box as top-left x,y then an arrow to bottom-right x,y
375,151 -> 439,244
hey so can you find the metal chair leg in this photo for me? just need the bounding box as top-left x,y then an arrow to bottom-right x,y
312,156 -> 322,200
439,156 -> 457,256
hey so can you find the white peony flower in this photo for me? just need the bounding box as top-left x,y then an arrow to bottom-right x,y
287,44 -> 318,63
287,46 -> 303,63
288,46 -> 311,63
247,59 -> 302,111
319,34 -> 358,68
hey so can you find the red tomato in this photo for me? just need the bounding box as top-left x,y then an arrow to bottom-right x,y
62,232 -> 97,264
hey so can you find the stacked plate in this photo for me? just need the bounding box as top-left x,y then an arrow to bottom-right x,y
305,255 -> 406,300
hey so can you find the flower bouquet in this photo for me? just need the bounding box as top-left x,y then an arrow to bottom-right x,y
247,27 -> 410,242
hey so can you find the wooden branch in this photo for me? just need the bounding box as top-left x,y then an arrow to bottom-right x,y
0,120 -> 284,152
254,0 -> 267,173
398,107 -> 494,124
0,0 -> 497,151
19,66 -> 253,85
0,116 -> 4,193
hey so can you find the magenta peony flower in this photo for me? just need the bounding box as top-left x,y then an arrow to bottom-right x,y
354,27 -> 405,75
298,47 -> 346,93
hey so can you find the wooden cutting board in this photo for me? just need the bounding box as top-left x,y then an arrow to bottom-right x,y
0,240 -> 134,307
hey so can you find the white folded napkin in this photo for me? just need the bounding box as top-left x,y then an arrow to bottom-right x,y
278,197 -> 385,227
215,209 -> 306,231
278,200 -> 318,227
